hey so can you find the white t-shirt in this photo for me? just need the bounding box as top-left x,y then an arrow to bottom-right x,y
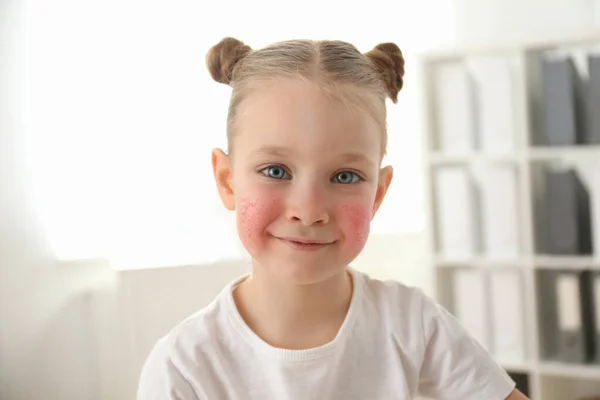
138,268 -> 515,400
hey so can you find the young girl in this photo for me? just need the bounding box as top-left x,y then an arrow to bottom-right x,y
138,37 -> 528,400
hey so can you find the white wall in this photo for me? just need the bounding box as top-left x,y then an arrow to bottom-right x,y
0,3 -> 110,399
2,1 -> 599,399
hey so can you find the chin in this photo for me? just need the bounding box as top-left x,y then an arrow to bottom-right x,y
261,257 -> 349,286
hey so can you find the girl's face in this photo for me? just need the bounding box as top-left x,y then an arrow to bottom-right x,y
212,79 -> 393,285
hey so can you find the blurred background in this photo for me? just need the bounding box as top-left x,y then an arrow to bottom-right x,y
1,0 -> 600,399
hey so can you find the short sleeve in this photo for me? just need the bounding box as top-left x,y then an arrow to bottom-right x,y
137,338 -> 200,400
417,292 -> 515,400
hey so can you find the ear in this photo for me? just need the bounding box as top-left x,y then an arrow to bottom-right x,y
212,148 -> 235,210
372,165 -> 393,218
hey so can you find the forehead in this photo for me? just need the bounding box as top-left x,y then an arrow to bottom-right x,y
233,79 -> 383,163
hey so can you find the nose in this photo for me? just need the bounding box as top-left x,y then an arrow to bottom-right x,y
286,181 -> 330,226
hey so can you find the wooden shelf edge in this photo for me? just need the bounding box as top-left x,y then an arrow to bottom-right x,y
529,146 -> 600,161
428,152 -> 521,165
435,256 -> 527,268
534,255 -> 600,269
539,362 -> 600,380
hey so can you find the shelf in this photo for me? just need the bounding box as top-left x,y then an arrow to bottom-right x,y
529,146 -> 600,162
435,256 -> 527,268
534,255 -> 600,270
429,153 -> 470,165
429,152 -> 520,166
423,32 -> 600,395
539,362 -> 600,380
428,146 -> 600,164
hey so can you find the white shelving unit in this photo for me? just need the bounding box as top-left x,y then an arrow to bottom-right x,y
419,31 -> 600,400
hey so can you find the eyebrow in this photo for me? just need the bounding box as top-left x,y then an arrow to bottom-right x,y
249,145 -> 292,159
339,152 -> 374,167
250,145 -> 376,168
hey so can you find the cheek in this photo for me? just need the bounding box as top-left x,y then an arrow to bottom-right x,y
237,194 -> 281,253
339,203 -> 373,251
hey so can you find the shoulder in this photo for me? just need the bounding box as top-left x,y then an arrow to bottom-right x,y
354,268 -> 438,327
357,268 -> 425,304
357,269 -> 467,335
352,268 -> 444,355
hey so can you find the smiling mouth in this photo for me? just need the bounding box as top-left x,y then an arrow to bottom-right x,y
272,235 -> 334,251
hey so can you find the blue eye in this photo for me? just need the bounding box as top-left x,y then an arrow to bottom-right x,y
333,171 -> 361,184
260,165 -> 290,180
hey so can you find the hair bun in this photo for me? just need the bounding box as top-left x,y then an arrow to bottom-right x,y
206,37 -> 252,85
365,42 -> 405,103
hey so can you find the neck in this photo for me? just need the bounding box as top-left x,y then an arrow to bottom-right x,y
233,265 -> 353,350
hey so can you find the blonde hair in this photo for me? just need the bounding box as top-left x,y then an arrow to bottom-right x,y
205,37 -> 405,154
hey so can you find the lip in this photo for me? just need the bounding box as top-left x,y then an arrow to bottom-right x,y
279,236 -> 331,245
272,235 -> 334,251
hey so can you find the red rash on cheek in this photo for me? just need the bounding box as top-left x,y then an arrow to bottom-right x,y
237,196 -> 281,253
340,203 -> 372,248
